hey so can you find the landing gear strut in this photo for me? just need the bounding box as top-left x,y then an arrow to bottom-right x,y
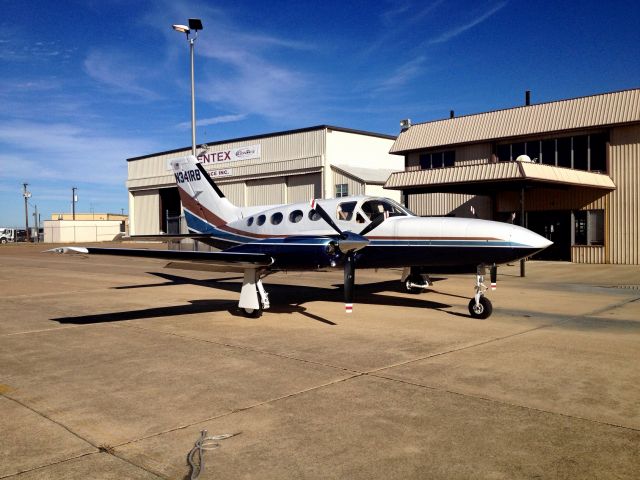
468,265 -> 493,319
239,269 -> 270,318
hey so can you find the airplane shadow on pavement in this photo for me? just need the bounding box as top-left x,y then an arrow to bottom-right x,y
52,271 -> 454,326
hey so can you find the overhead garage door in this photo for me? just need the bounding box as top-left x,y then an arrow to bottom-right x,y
287,173 -> 321,203
219,182 -> 245,206
247,177 -> 286,206
132,189 -> 160,234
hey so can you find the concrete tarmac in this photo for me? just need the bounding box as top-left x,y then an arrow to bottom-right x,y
0,242 -> 639,479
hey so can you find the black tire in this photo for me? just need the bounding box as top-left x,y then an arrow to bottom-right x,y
468,296 -> 493,319
0,238 -> 7,244
241,307 -> 262,318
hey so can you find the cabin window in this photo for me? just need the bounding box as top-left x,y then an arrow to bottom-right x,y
289,210 -> 303,223
308,209 -> 321,221
256,214 -> 266,226
337,201 -> 357,221
573,210 -> 604,246
270,212 -> 283,225
246,217 -> 254,226
336,184 -> 348,197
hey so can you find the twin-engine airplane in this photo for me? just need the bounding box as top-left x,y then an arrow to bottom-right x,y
50,155 -> 552,319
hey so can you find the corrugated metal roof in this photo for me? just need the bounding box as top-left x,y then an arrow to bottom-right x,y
391,89 -> 640,153
332,165 -> 398,184
384,161 -> 616,190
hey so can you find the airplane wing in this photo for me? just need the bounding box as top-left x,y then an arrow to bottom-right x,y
125,234 -> 215,242
47,246 -> 273,271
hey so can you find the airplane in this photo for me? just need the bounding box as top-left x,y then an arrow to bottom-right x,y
49,154 -> 552,319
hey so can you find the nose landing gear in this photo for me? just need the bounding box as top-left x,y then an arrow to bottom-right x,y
468,265 -> 495,319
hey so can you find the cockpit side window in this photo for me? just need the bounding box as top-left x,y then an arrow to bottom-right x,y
336,201 -> 357,221
361,199 -> 408,220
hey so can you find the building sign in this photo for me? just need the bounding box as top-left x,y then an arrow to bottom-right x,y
197,144 -> 261,164
209,168 -> 233,178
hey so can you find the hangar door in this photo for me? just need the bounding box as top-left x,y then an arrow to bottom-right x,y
247,177 -> 286,206
132,189 -> 160,235
287,173 -> 321,203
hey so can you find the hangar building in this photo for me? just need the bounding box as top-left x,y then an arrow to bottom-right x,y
127,125 -> 401,236
385,88 -> 640,264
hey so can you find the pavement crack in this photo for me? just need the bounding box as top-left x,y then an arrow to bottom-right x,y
0,393 -> 168,480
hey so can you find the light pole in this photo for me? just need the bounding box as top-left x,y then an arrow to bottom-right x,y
22,183 -> 31,242
172,18 -> 203,156
72,187 -> 78,220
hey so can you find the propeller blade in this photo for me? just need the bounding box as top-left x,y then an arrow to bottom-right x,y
358,213 -> 386,236
344,253 -> 355,313
311,199 -> 344,237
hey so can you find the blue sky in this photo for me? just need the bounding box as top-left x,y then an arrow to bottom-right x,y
1,0 -> 639,227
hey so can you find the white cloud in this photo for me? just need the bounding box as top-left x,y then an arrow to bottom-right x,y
429,2 -> 508,44
84,50 -> 160,99
0,121 -> 157,185
176,114 -> 248,130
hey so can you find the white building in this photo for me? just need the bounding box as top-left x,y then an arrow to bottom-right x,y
127,125 -> 402,235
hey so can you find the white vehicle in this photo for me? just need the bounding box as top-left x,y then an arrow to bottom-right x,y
0,228 -> 16,244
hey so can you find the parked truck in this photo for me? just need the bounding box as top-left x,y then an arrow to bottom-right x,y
0,228 -> 17,244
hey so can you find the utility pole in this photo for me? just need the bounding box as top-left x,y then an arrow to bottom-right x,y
72,187 -> 77,220
32,205 -> 39,243
22,183 -> 31,242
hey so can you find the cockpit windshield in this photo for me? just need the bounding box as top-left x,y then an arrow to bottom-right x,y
361,199 -> 413,220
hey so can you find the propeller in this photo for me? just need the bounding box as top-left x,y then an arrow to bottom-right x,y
311,200 -> 388,313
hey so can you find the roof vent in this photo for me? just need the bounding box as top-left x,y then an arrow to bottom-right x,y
399,119 -> 412,131
525,90 -> 531,106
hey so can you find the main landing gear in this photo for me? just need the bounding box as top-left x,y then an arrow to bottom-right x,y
467,264 -> 496,319
400,267 -> 432,294
239,269 -> 270,318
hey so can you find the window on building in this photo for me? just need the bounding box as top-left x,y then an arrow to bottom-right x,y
526,140 -> 540,162
589,132 -> 608,172
498,132 -> 608,172
541,139 -> 556,165
512,142 -> 526,160
573,135 -> 588,170
557,137 -> 572,168
335,184 -> 348,197
573,210 -> 604,246
418,150 -> 456,169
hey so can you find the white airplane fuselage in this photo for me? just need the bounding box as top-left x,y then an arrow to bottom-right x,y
182,194 -> 552,273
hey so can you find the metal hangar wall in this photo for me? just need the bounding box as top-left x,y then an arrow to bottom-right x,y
126,125 -> 402,236
385,88 -> 640,265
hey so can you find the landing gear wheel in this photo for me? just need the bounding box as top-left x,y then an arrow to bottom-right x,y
468,296 -> 493,319
240,307 -> 262,318
404,275 -> 424,294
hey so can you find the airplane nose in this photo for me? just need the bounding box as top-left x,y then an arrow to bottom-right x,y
510,225 -> 553,250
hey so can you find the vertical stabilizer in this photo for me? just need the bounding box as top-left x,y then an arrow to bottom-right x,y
170,155 -> 241,232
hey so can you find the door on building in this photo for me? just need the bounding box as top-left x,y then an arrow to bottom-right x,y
526,211 -> 571,261
159,187 -> 182,234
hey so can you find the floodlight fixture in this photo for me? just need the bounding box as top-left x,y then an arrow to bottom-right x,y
172,24 -> 190,34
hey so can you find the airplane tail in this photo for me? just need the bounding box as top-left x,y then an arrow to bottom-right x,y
170,155 -> 241,233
